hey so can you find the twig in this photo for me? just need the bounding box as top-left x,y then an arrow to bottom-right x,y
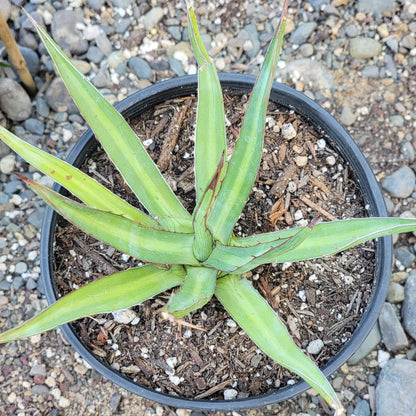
157,99 -> 192,172
0,10 -> 36,95
194,379 -> 231,399
299,195 -> 336,221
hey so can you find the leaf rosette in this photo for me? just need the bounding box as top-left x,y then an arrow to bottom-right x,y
1,2 -> 416,415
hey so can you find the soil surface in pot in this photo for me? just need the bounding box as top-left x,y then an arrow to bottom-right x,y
53,93 -> 375,400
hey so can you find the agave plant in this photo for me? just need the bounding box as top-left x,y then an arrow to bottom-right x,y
1,2 -> 415,415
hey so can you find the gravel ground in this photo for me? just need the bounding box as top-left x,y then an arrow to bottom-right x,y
1,0 -> 416,415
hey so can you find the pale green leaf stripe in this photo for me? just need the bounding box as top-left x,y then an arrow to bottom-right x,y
207,2 -> 288,244
30,18 -> 192,232
215,274 -> 343,413
188,7 -> 227,202
167,266 -> 217,318
0,126 -> 158,228
0,265 -> 185,343
205,223 -> 313,273
26,178 -> 199,266
231,218 -> 416,264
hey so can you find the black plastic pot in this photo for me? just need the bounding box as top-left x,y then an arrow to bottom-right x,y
41,73 -> 392,411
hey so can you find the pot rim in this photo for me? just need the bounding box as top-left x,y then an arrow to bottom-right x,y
40,73 -> 391,411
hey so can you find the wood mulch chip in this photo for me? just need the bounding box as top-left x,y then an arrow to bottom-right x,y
53,93 -> 375,400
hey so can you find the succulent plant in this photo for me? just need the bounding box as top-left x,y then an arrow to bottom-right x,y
1,2 -> 415,414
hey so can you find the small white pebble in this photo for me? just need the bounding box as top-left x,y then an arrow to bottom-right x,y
226,319 -> 237,327
58,396 -> 71,408
297,290 -> 306,302
169,375 -> 181,385
317,139 -> 326,149
143,138 -> 153,147
326,155 -> 336,165
294,209 -> 304,220
183,329 -> 192,339
307,339 -> 324,355
11,194 -> 23,205
166,357 -> 177,368
281,123 -> 297,140
7,392 -> 17,404
112,308 -> 137,324
294,155 -> 308,167
378,350 -> 390,368
224,388 -> 238,400
121,254 -> 130,262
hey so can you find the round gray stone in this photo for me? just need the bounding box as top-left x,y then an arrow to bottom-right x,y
24,118 -> 44,135
394,246 -> 416,268
382,166 -> 415,198
357,0 -> 398,15
352,399 -> 370,416
86,46 -> 105,64
19,47 -> 39,78
115,17 -> 132,34
36,96 -> 50,118
26,278 -> 37,290
96,34 -> 113,56
0,78 -> 32,121
128,57 -> 153,79
289,22 -> 317,45
0,154 -> 16,174
340,107 -> 356,126
402,274 -> 416,341
389,115 -> 404,127
386,38 -> 399,53
400,142 -> 415,162
386,282 -> 405,303
238,24 -> 260,58
0,141 -> 10,158
140,7 -> 164,31
345,24 -> 359,38
378,302 -> 408,352
350,37 -> 382,59
15,262 -> 28,274
107,51 -> 124,69
362,65 -> 379,78
168,57 -> 185,76
299,43 -> 314,57
167,25 -> 182,41
51,10 -> 88,55
45,78 -> 78,114
27,207 -> 45,229
91,69 -> 111,88
376,359 -> 416,416
400,34 -> 416,50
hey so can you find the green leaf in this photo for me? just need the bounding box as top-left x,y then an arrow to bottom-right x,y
231,217 -> 416,264
0,265 -> 185,343
187,6 -> 227,203
207,0 -> 288,244
205,218 -> 316,273
166,266 -> 217,318
21,176 -> 199,266
26,14 -> 192,233
215,274 -> 343,414
0,126 -> 158,228
192,154 -> 225,261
